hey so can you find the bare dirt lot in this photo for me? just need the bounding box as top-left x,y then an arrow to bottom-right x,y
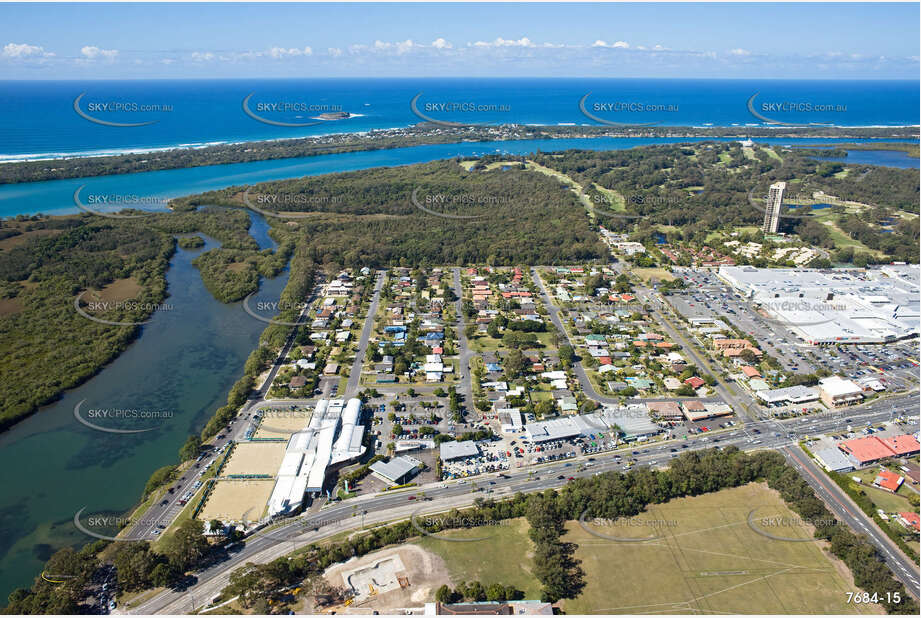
322,545 -> 451,612
0,297 -> 23,317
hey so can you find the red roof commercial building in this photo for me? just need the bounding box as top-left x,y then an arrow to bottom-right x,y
838,434 -> 919,466
881,434 -> 920,457
838,437 -> 895,465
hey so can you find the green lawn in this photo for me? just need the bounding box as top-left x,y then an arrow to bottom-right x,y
412,517 -> 542,598
470,333 -> 502,353
848,468 -> 916,515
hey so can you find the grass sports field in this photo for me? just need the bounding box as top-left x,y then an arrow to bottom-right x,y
221,442 -> 287,476
412,517 -> 542,599
561,483 -> 881,615
197,479 -> 274,523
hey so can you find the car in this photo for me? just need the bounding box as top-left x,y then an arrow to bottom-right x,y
408,496 -> 416,500
557,475 -> 565,480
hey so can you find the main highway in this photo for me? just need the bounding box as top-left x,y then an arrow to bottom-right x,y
126,391 -> 919,614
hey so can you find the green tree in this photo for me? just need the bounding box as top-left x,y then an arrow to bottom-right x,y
504,348 -> 526,380
435,584 -> 453,603
178,435 -> 202,462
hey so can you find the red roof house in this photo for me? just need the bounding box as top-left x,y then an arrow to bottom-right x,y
684,376 -> 705,389
873,469 -> 904,493
897,512 -> 920,532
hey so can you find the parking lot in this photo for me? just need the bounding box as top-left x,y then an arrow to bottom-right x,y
656,414 -> 742,439
667,268 -> 920,387
667,268 -> 814,374
441,439 -> 510,479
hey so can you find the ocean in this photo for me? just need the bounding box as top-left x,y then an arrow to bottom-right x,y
0,78 -> 917,161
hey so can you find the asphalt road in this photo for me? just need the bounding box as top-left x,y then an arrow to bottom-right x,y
531,266 -> 621,405
117,265 -> 919,609
345,271 -> 385,398
126,392 -> 920,614
452,267 -> 475,409
782,445 -> 920,594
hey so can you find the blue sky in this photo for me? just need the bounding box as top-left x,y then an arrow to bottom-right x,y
1,2 -> 918,79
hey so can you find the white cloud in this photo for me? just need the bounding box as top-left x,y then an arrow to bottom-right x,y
2,42 -> 54,58
327,47 -> 342,57
268,46 -> 312,59
368,39 -> 417,54
471,37 -> 535,48
431,38 -> 452,50
592,40 -> 629,49
191,51 -> 216,62
730,48 -> 751,56
81,45 -> 118,60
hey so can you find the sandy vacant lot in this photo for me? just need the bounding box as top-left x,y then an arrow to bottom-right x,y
222,442 -> 287,476
197,479 -> 274,524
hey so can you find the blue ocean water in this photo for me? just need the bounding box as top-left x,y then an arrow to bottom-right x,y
0,78 -> 917,160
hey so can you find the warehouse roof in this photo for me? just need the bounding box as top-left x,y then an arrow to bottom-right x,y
440,440 -> 480,460
370,456 -> 421,483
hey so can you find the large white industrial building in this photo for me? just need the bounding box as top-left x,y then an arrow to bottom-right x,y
267,398 -> 365,517
718,265 -> 920,344
523,405 -> 660,444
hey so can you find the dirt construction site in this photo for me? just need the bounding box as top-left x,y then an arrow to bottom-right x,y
322,545 -> 451,612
